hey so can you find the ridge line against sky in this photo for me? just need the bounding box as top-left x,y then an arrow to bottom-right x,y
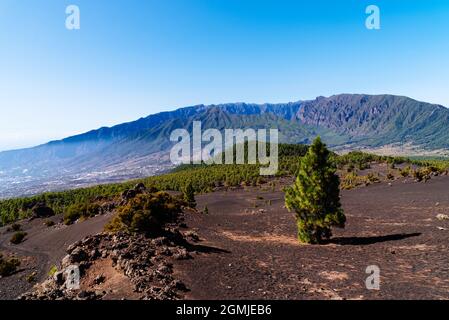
1,0 -> 449,151
0,92 -> 446,154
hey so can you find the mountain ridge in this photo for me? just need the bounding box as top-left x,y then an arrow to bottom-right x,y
1,93 -> 448,198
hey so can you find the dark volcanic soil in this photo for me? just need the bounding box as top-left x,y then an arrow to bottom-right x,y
0,213 -> 112,299
176,177 -> 449,300
1,176 -> 449,300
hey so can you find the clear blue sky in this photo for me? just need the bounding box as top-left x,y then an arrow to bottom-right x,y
1,0 -> 448,151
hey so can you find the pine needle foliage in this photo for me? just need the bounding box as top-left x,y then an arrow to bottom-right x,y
285,137 -> 345,244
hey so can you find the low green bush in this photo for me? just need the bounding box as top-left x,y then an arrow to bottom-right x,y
183,182 -> 196,208
10,231 -> 27,244
48,265 -> 58,277
400,166 -> 412,177
105,192 -> 182,235
0,253 -> 20,277
413,168 -> 432,182
63,202 -> 101,225
367,173 -> 380,183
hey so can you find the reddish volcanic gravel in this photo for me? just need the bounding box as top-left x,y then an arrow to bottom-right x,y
175,177 -> 449,300
1,176 -> 449,300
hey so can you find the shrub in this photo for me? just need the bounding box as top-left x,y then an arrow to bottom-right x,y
285,137 -> 346,244
0,253 -> 20,277
413,168 -> 431,182
357,162 -> 370,170
6,223 -> 22,232
32,205 -> 54,218
183,182 -> 196,208
10,231 -> 27,244
105,192 -> 182,235
44,219 -> 55,227
367,173 -> 379,183
413,169 -> 423,182
340,172 -> 362,190
400,166 -> 412,177
64,202 -> 101,225
48,265 -> 58,277
63,208 -> 80,225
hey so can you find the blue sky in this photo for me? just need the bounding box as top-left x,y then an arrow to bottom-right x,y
0,0 -> 448,151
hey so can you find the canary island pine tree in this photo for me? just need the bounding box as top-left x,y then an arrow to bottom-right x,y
285,137 -> 345,244
183,181 -> 196,208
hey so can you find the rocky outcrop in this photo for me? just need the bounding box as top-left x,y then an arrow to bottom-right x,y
20,228 -> 192,300
120,183 -> 153,204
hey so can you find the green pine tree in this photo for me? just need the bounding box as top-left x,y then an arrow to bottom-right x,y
183,182 -> 196,208
285,137 -> 345,244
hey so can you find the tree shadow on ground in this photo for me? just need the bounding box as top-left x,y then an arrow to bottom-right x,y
164,229 -> 230,254
327,232 -> 422,246
170,234 -> 231,254
185,243 -> 231,254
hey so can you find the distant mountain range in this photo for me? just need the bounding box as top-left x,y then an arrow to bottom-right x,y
1,94 -> 449,198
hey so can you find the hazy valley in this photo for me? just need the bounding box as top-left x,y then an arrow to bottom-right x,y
1,94 -> 449,199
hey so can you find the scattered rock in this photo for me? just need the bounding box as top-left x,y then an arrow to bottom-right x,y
152,237 -> 169,246
67,241 -> 81,254
26,271 -> 38,283
61,255 -> 72,268
171,280 -> 188,292
184,231 -> 200,242
118,183 -> 151,204
93,274 -> 105,285
121,189 -> 137,202
134,183 -> 146,193
53,271 -> 65,286
22,226 -> 194,300
77,290 -> 93,300
70,247 -> 88,263
436,214 -> 449,221
90,249 -> 100,260
179,223 -> 188,229
173,248 -> 191,260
